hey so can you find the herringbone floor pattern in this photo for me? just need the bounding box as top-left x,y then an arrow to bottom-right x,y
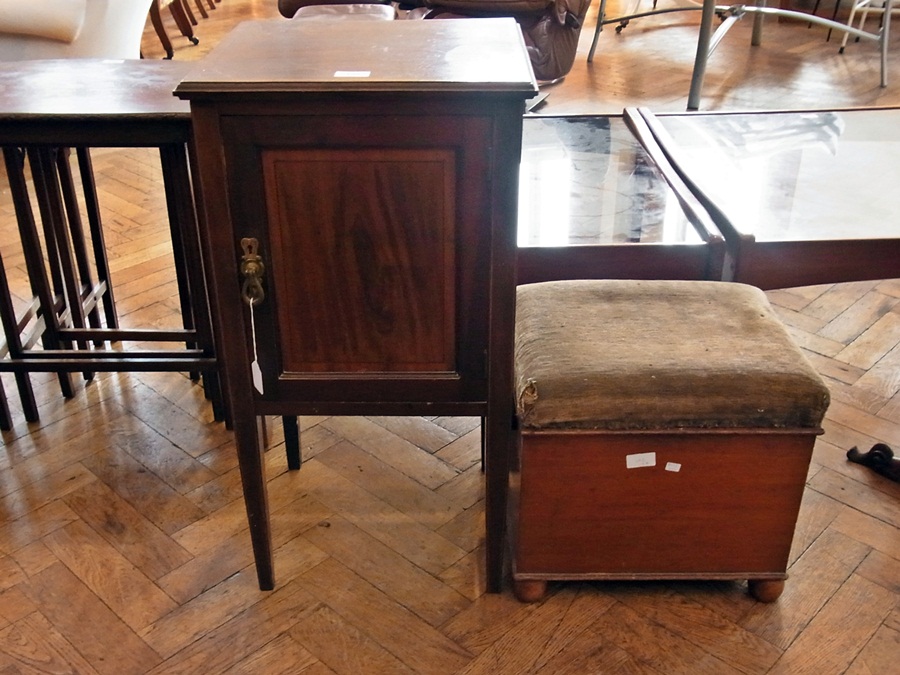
1,1 -> 898,672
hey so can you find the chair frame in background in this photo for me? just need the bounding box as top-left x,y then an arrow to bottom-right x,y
585,0 -> 894,110
839,0 -> 900,53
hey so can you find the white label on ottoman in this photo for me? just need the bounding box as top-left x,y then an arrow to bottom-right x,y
334,70 -> 371,78
626,452 -> 656,469
665,462 -> 682,472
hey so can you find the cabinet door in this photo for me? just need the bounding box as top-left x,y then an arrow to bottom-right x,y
221,113 -> 496,404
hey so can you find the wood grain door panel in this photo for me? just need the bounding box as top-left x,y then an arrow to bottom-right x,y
219,113 -> 495,403
262,147 -> 456,374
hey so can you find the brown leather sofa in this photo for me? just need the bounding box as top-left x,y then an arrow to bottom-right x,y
277,0 -> 592,82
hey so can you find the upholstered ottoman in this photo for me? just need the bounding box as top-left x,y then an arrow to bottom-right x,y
510,280 -> 830,602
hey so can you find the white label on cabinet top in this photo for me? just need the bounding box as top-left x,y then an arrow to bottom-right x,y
665,462 -> 682,473
625,452 -> 656,469
334,70 -> 371,78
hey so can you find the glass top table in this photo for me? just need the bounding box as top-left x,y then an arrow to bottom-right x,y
518,109 -> 900,289
516,114 -> 726,285
652,110 -> 897,242
646,107 -> 900,288
520,116 -> 706,247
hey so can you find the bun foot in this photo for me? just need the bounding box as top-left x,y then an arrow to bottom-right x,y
748,579 -> 784,603
514,579 -> 547,603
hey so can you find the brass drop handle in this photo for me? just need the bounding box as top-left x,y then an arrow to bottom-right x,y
240,237 -> 265,306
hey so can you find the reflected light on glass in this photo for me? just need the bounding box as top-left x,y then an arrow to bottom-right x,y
724,155 -> 765,234
517,149 -> 571,247
662,191 -> 692,243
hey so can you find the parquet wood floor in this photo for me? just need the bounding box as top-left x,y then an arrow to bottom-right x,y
1,1 -> 898,672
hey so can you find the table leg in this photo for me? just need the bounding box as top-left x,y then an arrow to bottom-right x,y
160,145 -> 199,380
159,143 -> 225,418
2,147 -> 75,400
751,0 -> 765,46
0,377 -> 10,430
75,148 -> 119,331
688,0 -> 717,110
587,0 -> 609,63
56,149 -> 104,340
28,147 -> 94,381
0,249 -> 39,423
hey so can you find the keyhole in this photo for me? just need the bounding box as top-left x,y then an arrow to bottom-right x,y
241,237 -> 258,256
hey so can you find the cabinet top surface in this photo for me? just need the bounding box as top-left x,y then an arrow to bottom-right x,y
175,18 -> 537,97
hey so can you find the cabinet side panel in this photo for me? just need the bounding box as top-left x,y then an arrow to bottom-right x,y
262,148 -> 456,373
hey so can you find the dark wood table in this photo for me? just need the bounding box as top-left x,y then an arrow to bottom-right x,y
0,59 -> 221,426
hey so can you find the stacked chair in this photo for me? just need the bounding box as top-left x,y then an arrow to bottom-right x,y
151,0 -> 222,58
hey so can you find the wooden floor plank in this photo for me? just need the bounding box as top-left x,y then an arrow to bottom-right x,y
222,632 -> 321,675
0,611 -> 101,675
598,599 -> 745,675
0,463 -> 98,523
141,536 -> 328,659
81,448 -> 208,537
145,579 -> 320,675
819,291 -> 898,345
456,588 -> 614,675
768,574 -> 897,674
301,515 -> 471,628
22,562 -> 163,675
315,440 -> 462,529
288,603 -> 416,675
741,527 -> 870,650
831,507 -> 900,560
42,520 -> 178,632
610,587 -> 782,674
298,558 -> 474,674
536,625 -> 664,674
437,544 -> 488,602
62,479 -> 193,581
0,586 -> 36,629
809,466 -> 900,526
321,417 -> 460,489
837,311 -> 900,371
845,623 -> 900,674
291,459 -> 468,575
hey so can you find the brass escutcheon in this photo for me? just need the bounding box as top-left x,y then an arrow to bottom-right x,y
240,237 -> 265,306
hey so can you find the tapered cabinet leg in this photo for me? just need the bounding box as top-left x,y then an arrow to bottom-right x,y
283,416 -> 301,470
484,410 -> 514,593
235,413 -> 274,590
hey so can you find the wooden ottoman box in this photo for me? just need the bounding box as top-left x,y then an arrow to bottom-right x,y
510,280 -> 830,602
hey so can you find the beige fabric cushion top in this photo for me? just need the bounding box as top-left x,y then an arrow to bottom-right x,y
515,280 -> 830,431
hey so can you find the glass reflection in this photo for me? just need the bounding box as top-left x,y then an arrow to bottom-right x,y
518,116 -> 702,247
655,110 -> 900,242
